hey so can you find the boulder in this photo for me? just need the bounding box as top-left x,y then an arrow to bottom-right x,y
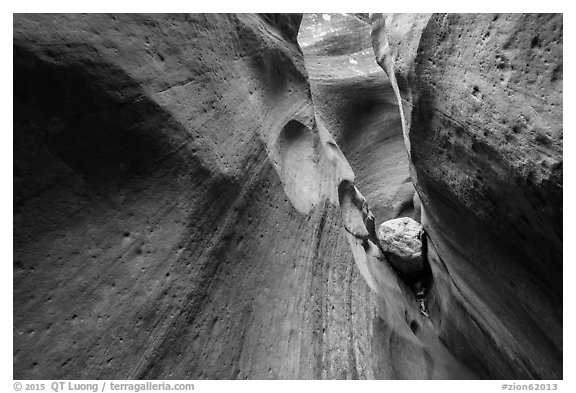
377,217 -> 425,278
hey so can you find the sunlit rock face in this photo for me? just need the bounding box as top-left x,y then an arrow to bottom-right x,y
13,13 -> 377,379
371,13 -> 563,379
299,14 -> 414,227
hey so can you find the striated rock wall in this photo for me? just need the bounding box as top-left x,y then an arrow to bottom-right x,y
13,13 -> 380,379
371,13 -> 563,379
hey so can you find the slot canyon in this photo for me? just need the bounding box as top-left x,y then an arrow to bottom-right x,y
13,13 -> 562,379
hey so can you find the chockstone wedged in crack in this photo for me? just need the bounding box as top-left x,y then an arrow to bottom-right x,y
377,217 -> 426,279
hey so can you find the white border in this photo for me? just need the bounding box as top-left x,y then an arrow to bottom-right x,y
3,2 -> 572,390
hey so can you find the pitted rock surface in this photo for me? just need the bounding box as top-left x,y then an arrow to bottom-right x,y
371,13 -> 562,379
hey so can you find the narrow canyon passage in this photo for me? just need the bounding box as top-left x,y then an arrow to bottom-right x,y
299,13 -> 415,227
13,13 -> 562,380
298,13 -> 477,379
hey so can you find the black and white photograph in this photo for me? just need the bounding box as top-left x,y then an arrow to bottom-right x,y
8,2 -> 568,388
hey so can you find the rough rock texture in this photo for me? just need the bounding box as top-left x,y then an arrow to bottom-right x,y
377,217 -> 425,279
371,13 -> 562,379
13,13 -> 382,379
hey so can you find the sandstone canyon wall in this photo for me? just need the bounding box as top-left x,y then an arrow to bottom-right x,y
371,13 -> 562,379
14,13 -> 382,379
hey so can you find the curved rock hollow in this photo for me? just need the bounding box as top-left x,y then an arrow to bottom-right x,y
13,12 -> 562,380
